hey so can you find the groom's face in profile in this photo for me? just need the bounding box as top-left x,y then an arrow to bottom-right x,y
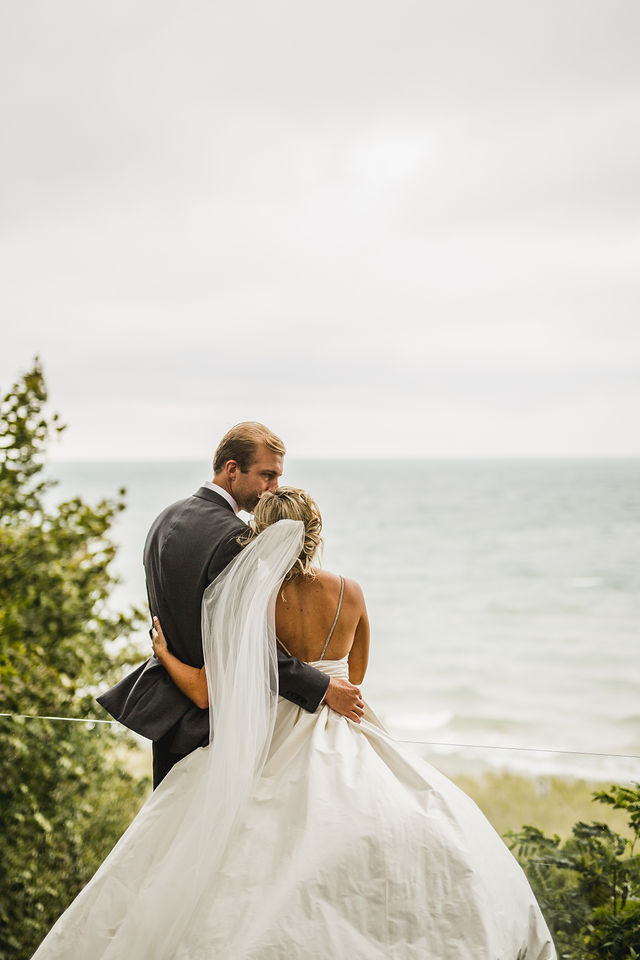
229,443 -> 283,512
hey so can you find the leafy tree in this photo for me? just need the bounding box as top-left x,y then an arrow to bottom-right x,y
508,783 -> 640,959
0,360 -> 149,960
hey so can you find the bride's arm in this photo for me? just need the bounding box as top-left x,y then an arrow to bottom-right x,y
348,584 -> 370,685
151,617 -> 209,710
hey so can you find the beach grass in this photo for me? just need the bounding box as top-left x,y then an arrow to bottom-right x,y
448,769 -> 634,841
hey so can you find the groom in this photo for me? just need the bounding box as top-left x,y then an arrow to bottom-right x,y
98,421 -> 364,787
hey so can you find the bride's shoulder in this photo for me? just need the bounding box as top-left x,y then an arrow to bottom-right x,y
313,569 -> 365,602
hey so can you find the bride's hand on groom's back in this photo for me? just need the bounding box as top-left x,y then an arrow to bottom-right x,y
151,616 -> 169,663
324,678 -> 365,723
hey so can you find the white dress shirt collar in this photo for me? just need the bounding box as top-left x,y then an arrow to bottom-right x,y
203,480 -> 239,515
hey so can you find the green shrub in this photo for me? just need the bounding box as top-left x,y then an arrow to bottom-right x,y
508,783 -> 640,959
0,360 -> 148,960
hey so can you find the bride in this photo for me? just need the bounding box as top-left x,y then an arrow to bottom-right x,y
32,487 -> 555,959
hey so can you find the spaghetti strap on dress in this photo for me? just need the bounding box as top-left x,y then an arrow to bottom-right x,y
318,576 -> 344,661
277,576 -> 345,662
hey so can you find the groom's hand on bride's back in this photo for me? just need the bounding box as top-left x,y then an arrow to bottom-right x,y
324,678 -> 365,723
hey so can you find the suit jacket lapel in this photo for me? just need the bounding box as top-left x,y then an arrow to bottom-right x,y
192,486 -> 237,513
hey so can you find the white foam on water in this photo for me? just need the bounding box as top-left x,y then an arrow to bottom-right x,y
385,710 -> 453,733
568,576 -> 603,588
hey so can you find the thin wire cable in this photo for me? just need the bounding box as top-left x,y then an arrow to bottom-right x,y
0,712 -> 116,724
1,711 -> 639,761
397,738 -> 640,761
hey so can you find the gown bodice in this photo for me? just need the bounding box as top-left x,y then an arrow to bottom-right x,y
304,656 -> 349,680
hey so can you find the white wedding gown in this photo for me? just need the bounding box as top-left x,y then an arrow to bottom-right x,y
32,521 -> 555,960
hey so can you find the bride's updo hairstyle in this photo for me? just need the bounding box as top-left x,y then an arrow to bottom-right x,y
241,487 -> 323,580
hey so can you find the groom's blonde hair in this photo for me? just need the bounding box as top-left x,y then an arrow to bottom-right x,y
213,422 -> 286,474
242,487 -> 323,580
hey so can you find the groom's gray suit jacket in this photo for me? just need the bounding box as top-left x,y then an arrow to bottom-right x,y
97,487 -> 330,755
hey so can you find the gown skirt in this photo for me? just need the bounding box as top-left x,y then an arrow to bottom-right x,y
32,656 -> 555,960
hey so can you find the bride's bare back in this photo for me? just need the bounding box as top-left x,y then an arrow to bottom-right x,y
275,569 -> 370,684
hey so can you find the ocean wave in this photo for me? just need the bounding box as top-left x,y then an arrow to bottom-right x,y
385,710 -> 453,733
568,576 -> 603,588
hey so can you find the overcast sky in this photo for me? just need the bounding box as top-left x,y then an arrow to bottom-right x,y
1,0 -> 639,459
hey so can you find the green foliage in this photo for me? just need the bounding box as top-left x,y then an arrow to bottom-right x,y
0,360 -> 149,960
508,783 -> 640,959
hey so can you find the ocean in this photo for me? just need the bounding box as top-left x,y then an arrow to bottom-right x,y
48,458 -> 640,782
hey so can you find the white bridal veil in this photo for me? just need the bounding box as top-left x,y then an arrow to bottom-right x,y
32,519 -> 304,960
148,518 -> 305,954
